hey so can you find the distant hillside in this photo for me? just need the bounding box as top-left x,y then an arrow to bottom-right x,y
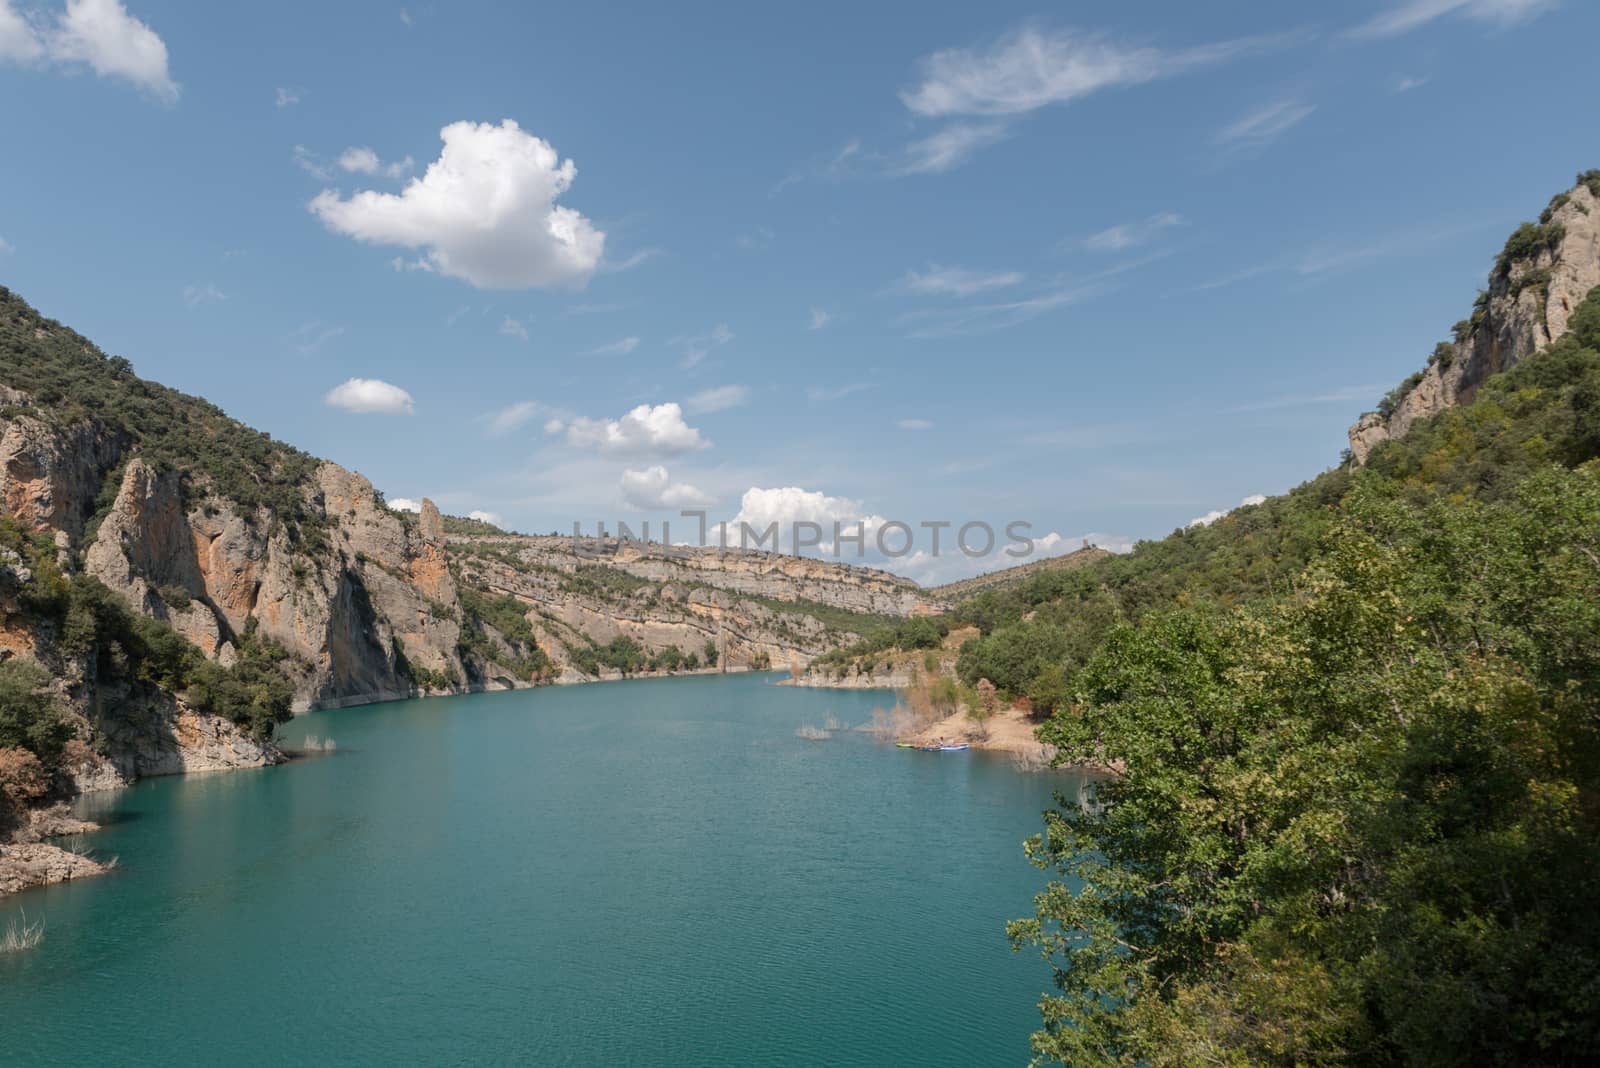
930,544 -> 1110,602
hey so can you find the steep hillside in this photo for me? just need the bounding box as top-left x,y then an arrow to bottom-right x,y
862,175 -> 1600,1064
1350,170 -> 1600,461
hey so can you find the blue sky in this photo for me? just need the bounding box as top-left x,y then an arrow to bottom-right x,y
2,0 -> 1596,582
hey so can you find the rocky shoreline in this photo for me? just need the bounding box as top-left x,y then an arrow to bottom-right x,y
0,804 -> 111,897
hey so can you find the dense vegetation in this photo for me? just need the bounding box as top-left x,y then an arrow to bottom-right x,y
456,586 -> 553,682
810,615 -> 950,672
985,281 -> 1600,1063
0,288 -> 326,535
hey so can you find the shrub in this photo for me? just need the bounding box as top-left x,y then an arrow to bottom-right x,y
0,660 -> 71,765
0,746 -> 49,816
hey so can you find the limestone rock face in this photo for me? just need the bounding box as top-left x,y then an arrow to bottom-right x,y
0,404 -> 125,539
85,460 -> 228,657
81,459 -> 468,713
451,534 -> 942,681
81,689 -> 282,789
1350,179 -> 1600,462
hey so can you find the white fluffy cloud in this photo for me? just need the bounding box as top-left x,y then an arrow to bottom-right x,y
324,377 -> 416,415
1186,494 -> 1267,529
388,497 -> 422,513
900,264 -> 1024,297
620,466 -> 715,510
468,509 -> 503,527
1,0 -> 177,100
721,487 -> 887,553
52,0 -> 177,100
338,146 -> 414,179
565,402 -> 707,457
685,385 -> 749,414
308,119 -> 604,290
0,1 -> 42,61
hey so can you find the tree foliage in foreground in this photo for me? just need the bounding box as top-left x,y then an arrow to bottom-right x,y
1012,471 -> 1600,1064
997,280 -> 1600,1065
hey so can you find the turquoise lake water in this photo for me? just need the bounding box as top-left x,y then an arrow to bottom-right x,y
0,673 -> 1087,1065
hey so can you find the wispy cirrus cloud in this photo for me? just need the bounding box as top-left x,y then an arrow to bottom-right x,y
806,382 -> 873,403
592,335 -> 640,356
1084,212 -> 1183,252
1216,97 -> 1315,150
781,23 -> 1305,185
899,264 -> 1024,297
486,400 -> 540,436
673,323 -> 733,369
900,24 -> 1303,118
1225,384 -> 1389,414
182,282 -> 225,306
599,247 -> 662,274
1192,219 -> 1491,291
898,284 -> 1105,338
685,384 -> 750,414
1346,0 -> 1558,39
899,122 -> 1010,174
292,321 -> 345,354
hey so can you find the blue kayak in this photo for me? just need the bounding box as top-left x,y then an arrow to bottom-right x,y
939,744 -> 971,752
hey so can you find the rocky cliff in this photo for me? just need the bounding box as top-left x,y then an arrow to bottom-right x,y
0,285 -> 941,794
449,534 -> 938,683
1350,173 -> 1600,463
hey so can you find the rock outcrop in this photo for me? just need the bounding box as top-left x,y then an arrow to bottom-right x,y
81,458 -> 469,712
1350,175 -> 1600,462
